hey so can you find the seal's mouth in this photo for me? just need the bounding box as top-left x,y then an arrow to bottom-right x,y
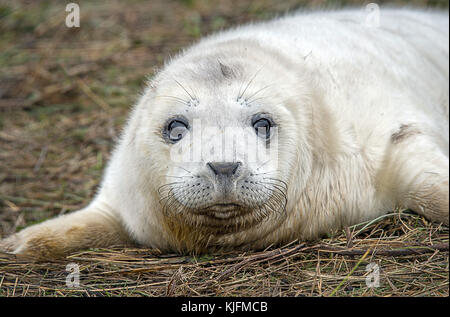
195,203 -> 246,220
206,203 -> 241,212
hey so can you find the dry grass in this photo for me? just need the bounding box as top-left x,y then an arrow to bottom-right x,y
0,0 -> 448,297
0,212 -> 448,297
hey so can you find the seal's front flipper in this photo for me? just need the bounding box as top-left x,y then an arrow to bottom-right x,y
0,206 -> 131,260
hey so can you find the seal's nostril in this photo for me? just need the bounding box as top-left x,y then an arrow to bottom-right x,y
207,162 -> 241,176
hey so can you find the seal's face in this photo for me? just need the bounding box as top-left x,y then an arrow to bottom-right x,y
159,102 -> 286,233
142,55 -> 307,243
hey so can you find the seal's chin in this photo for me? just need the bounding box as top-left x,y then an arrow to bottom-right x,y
163,199 -> 261,233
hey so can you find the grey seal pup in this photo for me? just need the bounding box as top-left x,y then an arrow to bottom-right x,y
1,7 -> 448,259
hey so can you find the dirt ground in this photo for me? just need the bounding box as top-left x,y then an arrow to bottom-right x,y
0,0 -> 448,297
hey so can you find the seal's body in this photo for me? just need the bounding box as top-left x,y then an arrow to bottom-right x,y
1,8 -> 448,258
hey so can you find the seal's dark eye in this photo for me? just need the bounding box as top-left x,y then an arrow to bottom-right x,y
253,118 -> 272,140
167,120 -> 188,142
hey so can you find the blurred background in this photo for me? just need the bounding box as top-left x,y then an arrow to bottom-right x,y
0,0 -> 448,238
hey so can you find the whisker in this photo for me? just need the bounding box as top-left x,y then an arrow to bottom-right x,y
166,175 -> 194,178
264,177 -> 289,190
173,78 -> 197,101
159,184 -> 189,203
248,187 -> 272,207
245,83 -> 274,103
157,182 -> 185,195
238,66 -> 264,100
246,95 -> 275,106
262,182 -> 287,194
185,190 -> 203,211
154,95 -> 190,106
259,180 -> 288,214
166,191 -> 185,212
176,166 -> 195,176
255,160 -> 271,171
251,170 -> 279,176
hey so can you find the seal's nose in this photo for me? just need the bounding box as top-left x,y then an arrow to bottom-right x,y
207,162 -> 241,177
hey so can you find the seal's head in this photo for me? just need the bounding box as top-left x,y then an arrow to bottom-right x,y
133,41 -> 313,251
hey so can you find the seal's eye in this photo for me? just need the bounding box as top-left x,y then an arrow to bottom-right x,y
168,120 -> 188,142
253,118 -> 272,140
